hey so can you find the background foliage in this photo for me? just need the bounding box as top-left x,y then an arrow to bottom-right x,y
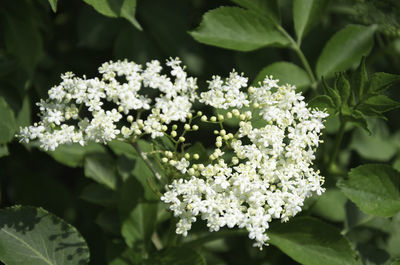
1,0 -> 400,264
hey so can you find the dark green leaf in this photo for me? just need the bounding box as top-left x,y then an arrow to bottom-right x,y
253,62 -> 310,90
0,97 -> 17,145
316,25 -> 377,78
367,72 -> 400,94
0,206 -> 90,265
358,95 -> 400,114
344,112 -> 370,133
80,183 -> 118,207
0,145 -> 9,158
293,0 -> 329,41
83,0 -> 142,30
48,142 -> 106,168
144,247 -> 207,265
338,164 -> 400,217
350,57 -> 368,100
84,152 -> 118,190
308,95 -> 335,114
96,208 -> 121,236
48,0 -> 58,12
231,0 -> 280,24
3,10 -> 43,76
190,7 -> 289,52
269,217 -> 359,265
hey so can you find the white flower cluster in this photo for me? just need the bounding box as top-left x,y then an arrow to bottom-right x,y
161,78 -> 328,249
18,57 -> 328,249
18,58 -> 197,150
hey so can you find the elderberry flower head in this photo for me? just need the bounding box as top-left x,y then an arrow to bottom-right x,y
18,58 -> 197,150
18,58 -> 328,250
161,75 -> 328,249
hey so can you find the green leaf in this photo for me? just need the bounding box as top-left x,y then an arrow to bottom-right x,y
16,96 -> 31,129
350,57 -> 368,100
367,72 -> 400,94
80,183 -> 118,207
121,202 -> 158,249
335,72 -> 351,106
316,25 -> 377,78
311,189 -> 347,222
83,0 -> 142,30
293,0 -> 329,41
269,217 -> 359,265
307,95 -> 335,114
84,152 -> 118,190
338,164 -> 400,217
343,112 -> 369,133
0,145 -> 9,158
358,95 -> 400,114
0,97 -> 17,145
144,247 -> 206,265
108,140 -> 137,160
392,259 -> 400,265
96,208 -> 121,236
253,62 -> 310,90
190,7 -> 289,52
48,142 -> 106,168
3,9 -> 43,76
119,175 -> 158,252
350,119 -> 397,161
322,78 -> 341,109
48,0 -> 58,12
231,0 -> 280,24
0,206 -> 89,265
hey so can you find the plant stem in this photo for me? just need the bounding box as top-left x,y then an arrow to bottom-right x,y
276,25 -> 318,90
327,115 -> 346,170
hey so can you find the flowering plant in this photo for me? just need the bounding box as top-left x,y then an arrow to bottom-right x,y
1,1 -> 400,265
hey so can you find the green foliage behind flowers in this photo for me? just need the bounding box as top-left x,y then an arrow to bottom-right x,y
1,0 -> 400,265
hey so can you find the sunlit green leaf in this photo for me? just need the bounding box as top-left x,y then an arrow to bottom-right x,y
231,0 -> 280,24
0,206 -> 90,265
49,142 -> 106,168
269,217 -> 359,265
338,164 -> 400,217
311,189 -> 347,222
83,0 -> 142,30
190,7 -> 289,51
253,62 -> 310,90
293,0 -> 329,41
350,57 -> 368,100
335,72 -> 351,106
350,119 -> 396,161
47,0 -> 58,12
316,25 -> 376,78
